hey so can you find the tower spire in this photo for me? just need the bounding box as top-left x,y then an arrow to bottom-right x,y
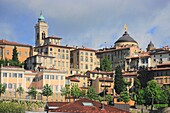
124,24 -> 128,32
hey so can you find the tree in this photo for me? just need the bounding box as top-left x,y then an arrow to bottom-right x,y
118,91 -> 130,104
16,87 -> 24,99
61,85 -> 70,97
0,84 -> 6,97
100,57 -> 112,71
145,80 -> 162,111
105,94 -> 113,103
71,84 -> 81,99
136,89 -> 145,105
114,66 -> 126,94
42,84 -> 53,101
87,86 -> 98,100
80,90 -> 86,97
162,85 -> 170,107
28,87 -> 37,99
12,46 -> 19,63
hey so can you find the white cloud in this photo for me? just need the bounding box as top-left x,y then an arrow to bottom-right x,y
1,0 -> 170,50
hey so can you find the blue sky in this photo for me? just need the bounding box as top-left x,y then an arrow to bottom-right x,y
1,0 -> 170,50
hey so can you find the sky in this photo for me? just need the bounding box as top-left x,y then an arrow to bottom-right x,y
1,0 -> 170,50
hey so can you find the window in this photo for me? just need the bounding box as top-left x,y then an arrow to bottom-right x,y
78,76 -> 80,80
45,75 -> 49,79
58,61 -> 60,67
18,51 -> 21,56
58,49 -> 60,52
61,76 -> 63,80
81,52 -> 83,55
62,54 -> 65,59
85,57 -> 88,62
66,62 -> 68,67
13,73 -> 17,78
26,77 -> 30,81
56,75 -> 58,80
42,31 -> 45,39
60,85 -> 63,90
62,61 -> 64,67
25,52 -> 28,56
62,50 -> 65,53
50,75 -> 54,79
18,73 -> 23,78
3,73 -> 7,77
6,50 -> 9,55
85,52 -> 88,56
58,54 -> 60,58
81,56 -> 83,61
92,74 -> 95,77
66,54 -> 69,59
90,58 -> 93,62
9,73 -> 12,77
83,82 -> 86,87
56,85 -> 58,91
13,83 -> 16,89
90,53 -> 93,56
8,83 -> 12,89
160,54 -> 162,57
66,50 -> 69,53
50,58 -> 52,64
83,77 -> 86,80
50,48 -> 52,51
85,64 -> 88,69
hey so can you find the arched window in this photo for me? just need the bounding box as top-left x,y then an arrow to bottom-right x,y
42,31 -> 45,39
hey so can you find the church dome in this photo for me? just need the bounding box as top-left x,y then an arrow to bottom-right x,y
115,31 -> 137,44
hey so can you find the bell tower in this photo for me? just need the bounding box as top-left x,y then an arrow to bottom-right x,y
35,12 -> 48,46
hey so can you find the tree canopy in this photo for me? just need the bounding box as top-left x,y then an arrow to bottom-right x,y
61,85 -> 70,97
71,84 -> 81,99
87,86 -> 98,100
28,87 -> 37,99
118,91 -> 130,104
100,57 -> 112,71
42,84 -> 53,101
16,87 -> 24,98
0,84 -> 6,97
145,80 -> 164,110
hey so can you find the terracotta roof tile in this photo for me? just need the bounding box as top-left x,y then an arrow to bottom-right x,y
69,77 -> 80,82
0,39 -> 32,47
54,98 -> 130,113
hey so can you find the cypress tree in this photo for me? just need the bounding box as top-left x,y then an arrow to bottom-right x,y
114,66 -> 126,94
12,46 -> 19,63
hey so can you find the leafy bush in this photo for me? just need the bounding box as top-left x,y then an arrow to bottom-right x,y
154,104 -> 168,108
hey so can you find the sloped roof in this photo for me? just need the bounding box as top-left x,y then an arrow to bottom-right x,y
0,39 -> 32,47
54,98 -> 130,113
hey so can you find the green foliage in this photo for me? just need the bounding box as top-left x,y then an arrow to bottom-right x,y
154,104 -> 168,108
162,85 -> 170,106
87,86 -> 98,100
12,46 -> 19,63
42,84 -> 53,101
16,87 -> 24,98
114,66 -> 126,94
61,85 -> 70,97
145,80 -> 163,110
119,91 -> 130,103
97,96 -> 103,103
138,69 -> 154,88
28,87 -> 37,99
100,57 -> 112,71
80,90 -> 86,97
136,89 -> 145,105
0,83 -> 6,97
0,59 -> 24,67
0,102 -> 25,113
71,84 -> 81,98
105,94 -> 113,103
